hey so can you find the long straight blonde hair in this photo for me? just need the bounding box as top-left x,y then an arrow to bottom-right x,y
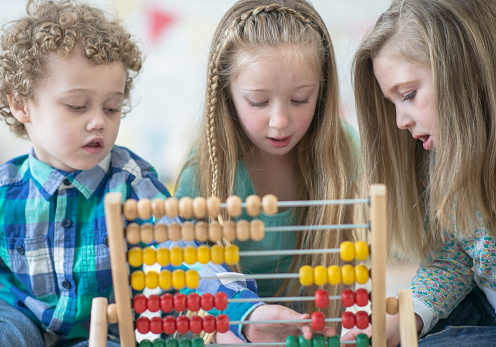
353,0 -> 496,260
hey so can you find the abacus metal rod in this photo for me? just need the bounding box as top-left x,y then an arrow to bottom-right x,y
228,294 -> 341,304
229,318 -> 341,325
208,341 -> 358,346
239,248 -> 340,257
265,223 -> 369,232
219,198 -> 369,209
201,273 -> 300,280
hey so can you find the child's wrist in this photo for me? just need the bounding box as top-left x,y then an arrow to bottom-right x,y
414,314 -> 424,336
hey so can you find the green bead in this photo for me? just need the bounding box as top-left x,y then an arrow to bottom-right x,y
178,337 -> 191,347
191,337 -> 205,347
312,335 -> 325,347
299,335 -> 312,347
355,333 -> 370,347
165,338 -> 178,347
327,335 -> 340,347
152,338 -> 166,347
139,340 -> 152,347
286,335 -> 298,347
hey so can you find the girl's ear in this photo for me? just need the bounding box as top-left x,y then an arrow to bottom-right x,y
7,94 -> 31,124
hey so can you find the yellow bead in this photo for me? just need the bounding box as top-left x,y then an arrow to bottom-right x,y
355,265 -> 369,284
143,246 -> 156,266
210,245 -> 224,264
130,270 -> 146,291
186,269 -> 199,289
172,269 -> 186,289
299,265 -> 314,286
146,270 -> 159,289
170,246 -> 184,266
128,247 -> 143,268
156,247 -> 170,266
328,265 -> 341,285
197,245 -> 210,264
314,265 -> 328,286
184,246 -> 197,265
340,241 -> 355,262
224,244 -> 239,265
341,264 -> 355,285
159,270 -> 172,290
355,241 -> 370,261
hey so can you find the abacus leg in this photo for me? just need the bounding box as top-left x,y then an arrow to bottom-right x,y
89,297 -> 109,347
398,289 -> 419,347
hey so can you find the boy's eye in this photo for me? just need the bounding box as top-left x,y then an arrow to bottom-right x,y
249,100 -> 268,107
104,107 -> 122,113
402,91 -> 416,101
67,105 -> 86,110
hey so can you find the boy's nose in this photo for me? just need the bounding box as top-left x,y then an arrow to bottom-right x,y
87,111 -> 106,131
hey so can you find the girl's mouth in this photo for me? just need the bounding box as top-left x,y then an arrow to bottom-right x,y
267,137 -> 291,148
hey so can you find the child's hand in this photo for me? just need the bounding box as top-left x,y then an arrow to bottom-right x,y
340,313 -> 401,347
242,304 -> 336,343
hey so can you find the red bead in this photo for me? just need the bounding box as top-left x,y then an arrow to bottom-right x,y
355,288 -> 369,307
201,293 -> 214,311
203,314 -> 216,333
174,293 -> 187,312
133,294 -> 147,314
216,314 -> 230,333
147,294 -> 160,312
314,289 -> 329,309
187,293 -> 201,312
190,315 -> 203,334
160,293 -> 174,313
163,315 -> 176,335
341,288 -> 355,307
214,292 -> 228,311
176,315 -> 190,334
136,316 -> 150,334
355,311 -> 370,329
341,311 -> 356,329
150,316 -> 163,334
311,311 -> 326,331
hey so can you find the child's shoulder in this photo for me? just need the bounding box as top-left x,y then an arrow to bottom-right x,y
0,154 -> 29,187
110,145 -> 156,174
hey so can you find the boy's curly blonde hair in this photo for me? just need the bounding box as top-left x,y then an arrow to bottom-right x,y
0,0 -> 142,138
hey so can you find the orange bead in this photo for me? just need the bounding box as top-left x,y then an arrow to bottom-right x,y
208,221 -> 222,242
151,198 -> 165,219
226,195 -> 242,217
137,198 -> 152,220
154,223 -> 168,243
168,222 -> 181,241
123,199 -> 138,221
262,194 -> 278,215
236,220 -> 250,241
250,219 -> 265,241
179,197 -> 193,219
207,196 -> 221,218
125,223 -> 140,245
182,221 -> 195,241
192,197 -> 206,219
386,297 -> 399,315
165,197 -> 179,218
140,223 -> 154,244
245,195 -> 261,216
195,221 -> 208,242
223,221 -> 236,241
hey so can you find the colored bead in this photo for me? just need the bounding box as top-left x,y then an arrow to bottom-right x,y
207,196 -> 221,218
168,223 -> 181,241
147,294 -> 160,312
226,195 -> 242,217
179,197 -> 193,219
186,269 -> 199,289
192,197 -> 206,219
176,315 -> 189,334
355,265 -> 369,284
187,293 -> 201,312
203,315 -> 216,333
341,264 -> 355,285
354,241 -> 369,261
174,293 -> 187,312
285,336 -> 298,347
340,241 -> 355,262
245,195 -> 261,216
107,303 -> 118,324
236,220 -> 250,241
355,311 -> 370,329
299,265 -> 314,286
128,247 -> 143,268
178,338 -> 191,347
355,333 -> 370,347
170,246 -> 184,266
133,294 -> 147,314
311,311 -> 325,331
136,316 -> 150,334
146,270 -> 159,289
159,270 -> 172,290
327,336 -> 340,347
201,293 -> 214,311
172,269 -> 185,289
154,224 -> 168,243
183,246 -> 197,265
165,337 -> 178,347
328,265 -> 341,285
224,244 -> 239,265
262,194 -> 278,215
208,221 -> 222,242
312,335 -> 326,347
140,340 -> 152,347
151,198 -> 165,219
299,335 -> 312,347
214,292 -> 228,311
313,265 -> 328,286
315,289 -> 329,309
143,246 -> 157,266
163,316 -> 176,335
152,338 -> 166,347
124,199 -> 138,221
126,223 -> 140,245
197,245 -> 210,264
341,288 -> 355,307
150,316 -> 163,334
210,244 -> 224,264
355,288 -> 369,307
137,198 -> 152,220
386,296 -> 398,315
165,197 -> 179,218
131,270 -> 145,291
182,222 -> 195,242
161,293 -> 174,313
250,219 -> 265,241
195,222 -> 208,242
191,336 -> 205,347
190,315 -> 203,334
223,221 -> 236,242
156,247 -> 170,266
341,311 -> 355,329
216,314 -> 229,333
140,223 -> 154,245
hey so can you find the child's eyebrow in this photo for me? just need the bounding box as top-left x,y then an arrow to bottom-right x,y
61,88 -> 124,96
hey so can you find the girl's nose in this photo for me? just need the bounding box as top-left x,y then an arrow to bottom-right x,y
396,108 -> 414,130
268,106 -> 290,129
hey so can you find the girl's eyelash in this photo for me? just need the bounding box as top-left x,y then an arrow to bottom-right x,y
249,101 -> 268,107
402,91 -> 416,101
292,98 -> 309,105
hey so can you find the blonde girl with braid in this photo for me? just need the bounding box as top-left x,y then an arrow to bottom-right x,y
173,0 -> 359,344
342,0 -> 496,346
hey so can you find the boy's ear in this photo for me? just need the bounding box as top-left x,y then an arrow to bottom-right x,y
7,94 -> 30,124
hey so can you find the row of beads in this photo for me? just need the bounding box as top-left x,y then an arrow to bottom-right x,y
133,292 -> 228,314
335,288 -> 369,308
135,314 -> 229,335
129,245 -> 240,267
138,337 -> 205,347
124,194 -> 279,221
339,241 -> 369,261
130,269 -> 199,291
285,334 -> 369,347
341,311 -> 370,330
299,264 -> 369,286
126,219 -> 265,245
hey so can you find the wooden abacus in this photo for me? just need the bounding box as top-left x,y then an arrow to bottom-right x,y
88,184 -> 418,347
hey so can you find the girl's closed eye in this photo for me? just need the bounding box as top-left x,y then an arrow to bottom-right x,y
402,91 -> 416,101
292,97 -> 309,105
249,100 -> 268,107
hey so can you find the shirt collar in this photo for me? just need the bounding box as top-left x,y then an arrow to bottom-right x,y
28,148 -> 112,200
